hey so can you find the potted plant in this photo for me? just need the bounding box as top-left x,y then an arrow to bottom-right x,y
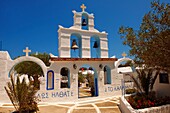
4,74 -> 39,113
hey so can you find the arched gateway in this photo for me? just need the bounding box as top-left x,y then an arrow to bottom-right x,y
0,51 -> 48,103
9,56 -> 47,77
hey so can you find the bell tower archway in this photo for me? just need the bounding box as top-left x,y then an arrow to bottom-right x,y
81,13 -> 89,30
90,35 -> 101,58
70,33 -> 82,58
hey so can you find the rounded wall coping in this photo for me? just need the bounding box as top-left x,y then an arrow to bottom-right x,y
10,56 -> 47,76
115,57 -> 134,69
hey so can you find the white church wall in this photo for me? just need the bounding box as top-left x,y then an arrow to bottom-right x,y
0,51 -> 48,103
0,51 -> 12,103
58,7 -> 108,58
73,11 -> 81,29
58,30 -> 71,58
102,71 -> 122,97
100,37 -> 109,58
153,71 -> 170,97
58,24 -> 109,58
0,71 -> 10,103
36,60 -> 123,103
88,17 -> 94,26
60,37 -> 70,46
0,52 -> 129,103
100,39 -> 108,49
36,61 -> 79,103
81,48 -> 90,58
59,47 -> 70,58
88,15 -> 95,31
81,35 -> 91,58
100,50 -> 108,58
73,10 -> 95,31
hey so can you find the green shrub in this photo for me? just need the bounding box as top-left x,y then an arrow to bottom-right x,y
4,74 -> 39,112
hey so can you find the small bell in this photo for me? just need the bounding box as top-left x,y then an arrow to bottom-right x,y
71,39 -> 79,50
93,41 -> 98,48
82,19 -> 87,26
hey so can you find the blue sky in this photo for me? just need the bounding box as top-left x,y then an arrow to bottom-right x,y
0,0 -> 169,59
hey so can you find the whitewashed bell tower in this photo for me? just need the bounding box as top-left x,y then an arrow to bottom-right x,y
58,4 -> 109,58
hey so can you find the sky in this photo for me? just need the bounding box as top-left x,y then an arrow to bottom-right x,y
0,0 -> 169,59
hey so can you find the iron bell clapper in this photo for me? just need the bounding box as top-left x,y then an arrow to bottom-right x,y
93,41 -> 98,48
82,19 -> 87,26
71,39 -> 79,50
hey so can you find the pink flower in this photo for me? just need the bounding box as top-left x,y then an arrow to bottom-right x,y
137,105 -> 140,109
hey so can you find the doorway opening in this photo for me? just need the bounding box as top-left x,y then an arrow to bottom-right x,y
78,64 -> 98,98
9,61 -> 45,90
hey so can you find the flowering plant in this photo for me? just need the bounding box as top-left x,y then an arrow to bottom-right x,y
128,94 -> 170,109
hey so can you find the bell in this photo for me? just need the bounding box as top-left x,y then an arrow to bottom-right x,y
93,41 -> 98,48
71,39 -> 79,50
82,19 -> 87,26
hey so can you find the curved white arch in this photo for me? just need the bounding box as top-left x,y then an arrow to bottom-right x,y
9,56 -> 47,77
115,57 -> 135,69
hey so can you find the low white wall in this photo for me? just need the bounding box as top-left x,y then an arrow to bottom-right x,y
120,96 -> 135,113
120,96 -> 170,113
153,72 -> 170,97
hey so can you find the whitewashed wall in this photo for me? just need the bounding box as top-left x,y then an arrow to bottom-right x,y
58,28 -> 108,58
0,51 -> 133,104
153,71 -> 170,97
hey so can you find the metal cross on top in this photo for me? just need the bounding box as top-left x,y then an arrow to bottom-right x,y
122,52 -> 127,58
23,47 -> 31,56
81,4 -> 86,12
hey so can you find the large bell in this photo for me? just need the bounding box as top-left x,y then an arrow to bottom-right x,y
93,41 -> 98,48
82,19 -> 87,26
71,39 -> 79,50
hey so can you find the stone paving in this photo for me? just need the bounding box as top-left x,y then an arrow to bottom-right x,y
0,96 -> 121,113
